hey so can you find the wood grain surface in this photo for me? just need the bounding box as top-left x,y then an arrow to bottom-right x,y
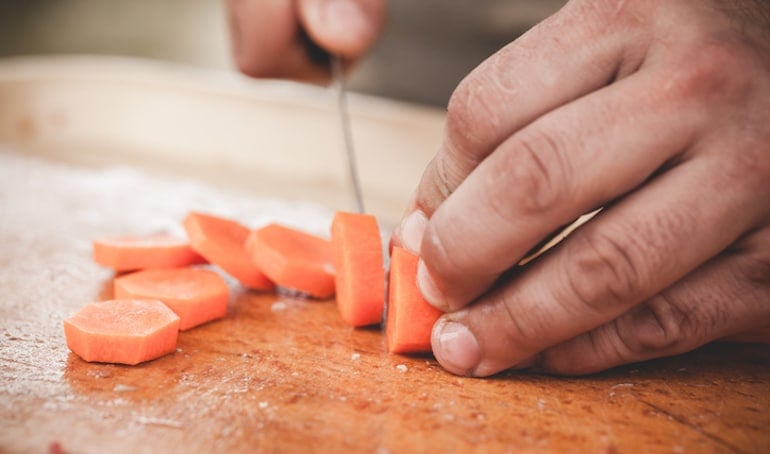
1,58 -> 769,453
1,150 -> 768,454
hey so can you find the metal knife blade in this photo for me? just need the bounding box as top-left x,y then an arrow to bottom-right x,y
331,56 -> 365,214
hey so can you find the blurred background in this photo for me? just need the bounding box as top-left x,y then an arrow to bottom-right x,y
0,0 -> 566,106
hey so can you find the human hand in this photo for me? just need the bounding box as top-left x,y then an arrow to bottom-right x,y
226,0 -> 386,81
392,0 -> 770,376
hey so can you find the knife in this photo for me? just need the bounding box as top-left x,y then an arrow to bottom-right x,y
330,55 -> 366,214
298,29 -> 365,214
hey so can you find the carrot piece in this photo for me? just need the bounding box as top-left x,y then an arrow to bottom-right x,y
93,234 -> 207,272
63,299 -> 180,365
331,211 -> 385,327
183,212 -> 274,291
114,268 -> 229,331
245,223 -> 335,299
386,247 -> 443,354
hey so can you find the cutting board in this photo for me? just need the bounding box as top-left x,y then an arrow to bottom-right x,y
1,57 -> 768,453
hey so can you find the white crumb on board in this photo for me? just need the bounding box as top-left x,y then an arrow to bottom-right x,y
258,401 -> 269,409
271,301 -> 288,312
113,384 -> 137,393
396,364 -> 408,373
134,416 -> 183,429
351,353 -> 361,361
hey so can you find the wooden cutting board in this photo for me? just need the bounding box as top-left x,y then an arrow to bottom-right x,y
0,57 -> 768,453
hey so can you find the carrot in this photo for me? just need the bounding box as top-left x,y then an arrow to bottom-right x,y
93,234 -> 207,272
63,299 -> 180,365
331,211 -> 385,327
386,247 -> 443,354
183,212 -> 274,291
114,268 -> 229,331
246,223 -> 335,299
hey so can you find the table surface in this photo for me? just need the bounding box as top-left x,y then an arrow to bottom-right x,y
1,149 -> 768,454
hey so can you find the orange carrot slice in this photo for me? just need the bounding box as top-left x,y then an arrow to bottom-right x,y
386,247 -> 443,354
114,268 -> 229,330
246,223 -> 335,299
63,299 -> 180,365
331,211 -> 385,327
93,234 -> 207,272
183,212 -> 274,291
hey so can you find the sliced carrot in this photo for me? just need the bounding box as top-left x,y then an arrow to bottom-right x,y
93,234 -> 207,272
386,247 -> 443,354
246,223 -> 335,299
63,299 -> 180,365
183,212 -> 274,291
114,268 -> 229,331
331,211 -> 385,327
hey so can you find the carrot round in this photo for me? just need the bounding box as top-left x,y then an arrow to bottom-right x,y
93,234 -> 207,272
246,223 -> 335,299
386,247 -> 443,354
183,212 -> 274,291
331,211 -> 385,327
63,299 -> 180,365
114,268 -> 229,331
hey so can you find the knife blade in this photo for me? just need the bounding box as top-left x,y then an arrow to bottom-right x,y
331,55 -> 365,214
298,28 -> 365,213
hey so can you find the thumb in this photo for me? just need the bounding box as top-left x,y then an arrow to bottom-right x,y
297,0 -> 386,58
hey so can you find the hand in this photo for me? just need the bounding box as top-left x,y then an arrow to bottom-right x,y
226,0 -> 386,81
393,0 -> 770,376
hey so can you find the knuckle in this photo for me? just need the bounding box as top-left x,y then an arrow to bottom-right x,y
562,228 -> 642,312
445,77 -> 498,159
501,129 -> 570,217
615,294 -> 694,355
497,291 -> 547,354
445,45 -> 523,162
665,42 -> 756,107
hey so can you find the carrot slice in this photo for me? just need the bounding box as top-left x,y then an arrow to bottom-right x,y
183,212 -> 274,291
331,211 -> 385,327
386,247 -> 443,354
63,299 -> 180,365
246,223 -> 335,299
93,234 -> 207,272
114,268 -> 229,330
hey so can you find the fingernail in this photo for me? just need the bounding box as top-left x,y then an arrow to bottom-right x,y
433,319 -> 480,375
323,0 -> 370,36
399,210 -> 427,254
417,259 -> 448,311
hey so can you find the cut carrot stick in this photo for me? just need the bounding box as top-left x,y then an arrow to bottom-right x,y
93,234 -> 207,272
183,212 -> 274,291
246,223 -> 335,299
63,299 -> 180,365
114,268 -> 229,330
386,247 -> 443,354
331,211 -> 385,327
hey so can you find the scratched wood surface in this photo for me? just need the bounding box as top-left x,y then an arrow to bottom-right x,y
1,58 -> 769,453
0,150 -> 768,454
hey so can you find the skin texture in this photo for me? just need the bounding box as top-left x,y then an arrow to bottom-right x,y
228,0 -> 770,376
392,0 -> 770,376
226,0 -> 386,81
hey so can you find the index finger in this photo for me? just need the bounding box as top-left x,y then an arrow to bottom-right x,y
393,1 -> 648,251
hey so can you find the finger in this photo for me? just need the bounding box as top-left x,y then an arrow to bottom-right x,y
393,0 -> 650,228
227,0 -> 304,78
416,66 -> 700,311
535,228 -> 770,375
430,150 -> 769,377
723,327 -> 770,343
298,0 -> 386,58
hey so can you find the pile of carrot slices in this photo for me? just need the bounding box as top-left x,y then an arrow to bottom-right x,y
64,211 -> 441,366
